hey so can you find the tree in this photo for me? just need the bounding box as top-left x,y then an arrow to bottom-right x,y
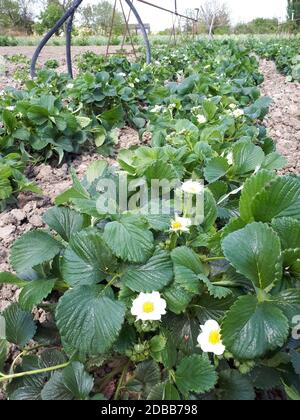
234,18 -> 279,34
80,1 -> 124,35
199,0 -> 230,38
0,0 -> 34,33
288,0 -> 300,26
35,0 -> 64,35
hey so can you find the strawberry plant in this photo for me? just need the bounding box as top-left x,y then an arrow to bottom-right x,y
0,40 -> 300,400
0,153 -> 41,211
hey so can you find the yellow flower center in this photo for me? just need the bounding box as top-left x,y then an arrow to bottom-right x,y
208,330 -> 221,345
172,221 -> 182,230
143,302 -> 155,313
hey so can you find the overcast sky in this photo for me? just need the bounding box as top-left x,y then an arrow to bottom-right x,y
90,0 -> 288,32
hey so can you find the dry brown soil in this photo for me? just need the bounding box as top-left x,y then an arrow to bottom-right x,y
260,60 -> 300,174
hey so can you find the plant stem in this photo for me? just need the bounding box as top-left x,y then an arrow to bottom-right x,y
104,274 -> 120,292
0,362 -> 70,383
114,361 -> 129,400
203,256 -> 224,262
168,232 -> 178,250
9,344 -> 44,375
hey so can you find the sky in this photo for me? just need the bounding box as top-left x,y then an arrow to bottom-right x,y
91,0 -> 288,32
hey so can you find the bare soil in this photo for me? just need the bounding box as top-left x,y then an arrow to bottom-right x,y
260,60 -> 300,175
0,45 -> 134,90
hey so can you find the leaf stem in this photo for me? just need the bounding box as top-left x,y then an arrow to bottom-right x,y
9,344 -> 44,375
0,361 -> 70,383
202,256 -> 224,262
114,361 -> 129,400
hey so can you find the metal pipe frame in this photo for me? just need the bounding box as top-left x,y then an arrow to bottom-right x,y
136,0 -> 198,22
31,0 -> 152,79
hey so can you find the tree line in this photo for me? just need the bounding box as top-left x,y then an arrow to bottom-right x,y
0,0 -> 299,36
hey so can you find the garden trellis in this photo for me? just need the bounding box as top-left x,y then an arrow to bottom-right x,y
30,0 -> 200,79
30,0 -> 151,79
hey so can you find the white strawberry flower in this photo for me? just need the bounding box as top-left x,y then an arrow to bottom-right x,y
66,83 -> 74,89
150,105 -> 163,113
170,215 -> 192,233
226,152 -> 234,165
232,109 -> 244,118
197,114 -> 207,125
6,106 -> 15,111
197,320 -> 225,356
181,180 -> 204,195
229,103 -> 237,110
131,292 -> 167,321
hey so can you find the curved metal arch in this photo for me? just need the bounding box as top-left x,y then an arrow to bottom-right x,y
31,0 -> 151,79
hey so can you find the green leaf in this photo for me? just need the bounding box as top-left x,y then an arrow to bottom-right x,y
86,160 -> 108,184
10,386 -> 42,401
239,170 -> 276,223
99,105 -> 124,130
195,294 -> 235,324
249,366 -> 281,390
19,279 -> 56,311
204,157 -> 230,184
171,246 -> 204,293
43,207 -> 86,242
222,295 -> 289,360
232,142 -> 265,175
175,355 -> 217,395
62,362 -> 94,400
56,285 -> 125,357
135,360 -> 161,387
3,303 -> 36,347
55,169 -> 89,206
273,289 -> 300,323
203,189 -> 217,231
0,178 -> 12,200
41,372 -> 73,400
147,383 -> 165,400
199,275 -> 233,300
162,313 -> 201,354
103,215 -> 154,263
203,100 -> 217,120
252,176 -> 300,222
290,350 -> 300,375
284,383 -> 300,401
164,381 -> 180,400
217,370 -> 255,400
122,250 -> 173,292
271,218 -> 300,266
262,152 -> 287,171
144,161 -> 179,182
2,109 -> 17,133
0,315 -> 5,339
222,222 -> 282,290
0,272 -> 27,287
0,339 -> 8,371
62,229 -> 116,287
163,283 -> 194,314
10,231 -> 63,273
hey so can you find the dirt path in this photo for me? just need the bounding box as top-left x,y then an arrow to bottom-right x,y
0,45 -> 135,90
260,59 -> 300,175
0,45 -> 133,63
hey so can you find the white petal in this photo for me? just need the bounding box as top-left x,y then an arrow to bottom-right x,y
201,320 -> 220,333
213,343 -> 226,356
